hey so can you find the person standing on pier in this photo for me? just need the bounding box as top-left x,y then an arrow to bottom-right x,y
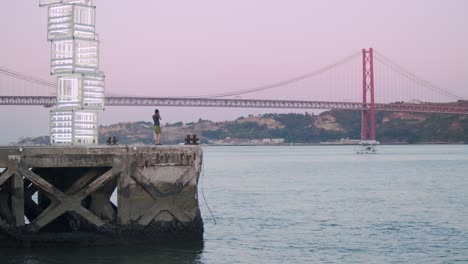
153,109 -> 162,145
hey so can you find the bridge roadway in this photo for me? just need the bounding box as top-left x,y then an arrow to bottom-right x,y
0,95 -> 467,115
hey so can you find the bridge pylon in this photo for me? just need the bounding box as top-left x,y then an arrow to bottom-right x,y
362,48 -> 376,142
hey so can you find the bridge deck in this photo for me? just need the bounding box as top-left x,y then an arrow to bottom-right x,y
0,96 -> 467,115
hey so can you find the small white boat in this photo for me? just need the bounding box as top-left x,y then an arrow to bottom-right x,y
355,140 -> 379,154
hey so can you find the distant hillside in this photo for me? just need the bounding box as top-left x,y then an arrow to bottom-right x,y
18,107 -> 468,145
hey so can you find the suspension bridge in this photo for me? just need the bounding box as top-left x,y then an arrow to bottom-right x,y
1,48 -> 467,141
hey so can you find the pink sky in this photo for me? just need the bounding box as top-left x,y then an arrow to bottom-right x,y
0,0 -> 467,143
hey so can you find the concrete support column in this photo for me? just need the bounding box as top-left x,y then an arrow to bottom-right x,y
12,173 -> 24,227
7,157 -> 24,227
118,154 -> 132,225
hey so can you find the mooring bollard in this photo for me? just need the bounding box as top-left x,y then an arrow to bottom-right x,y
192,135 -> 199,145
106,136 -> 118,145
185,135 -> 192,145
185,135 -> 200,145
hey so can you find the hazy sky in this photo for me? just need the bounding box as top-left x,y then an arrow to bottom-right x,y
0,0 -> 467,143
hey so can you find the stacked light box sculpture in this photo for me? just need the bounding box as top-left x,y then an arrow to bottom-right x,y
39,0 -> 105,145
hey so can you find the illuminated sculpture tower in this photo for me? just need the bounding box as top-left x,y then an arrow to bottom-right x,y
39,0 -> 105,145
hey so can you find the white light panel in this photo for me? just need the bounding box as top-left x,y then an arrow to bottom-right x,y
48,5 -> 96,40
40,0 -> 93,7
40,0 -> 104,145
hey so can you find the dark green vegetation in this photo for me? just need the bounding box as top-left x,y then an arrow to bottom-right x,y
18,110 -> 467,145
374,112 -> 467,144
201,113 -> 353,143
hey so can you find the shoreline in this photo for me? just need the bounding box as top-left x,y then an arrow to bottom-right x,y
2,142 -> 466,148
201,142 -> 467,147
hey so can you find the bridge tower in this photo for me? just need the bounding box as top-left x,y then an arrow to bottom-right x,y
362,48 -> 376,141
39,0 -> 105,145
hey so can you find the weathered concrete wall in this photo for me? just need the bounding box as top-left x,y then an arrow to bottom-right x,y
0,145 -> 203,247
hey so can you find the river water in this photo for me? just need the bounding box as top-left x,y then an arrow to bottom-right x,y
1,145 -> 468,263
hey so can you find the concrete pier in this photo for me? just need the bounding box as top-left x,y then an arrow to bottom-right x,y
0,145 -> 203,247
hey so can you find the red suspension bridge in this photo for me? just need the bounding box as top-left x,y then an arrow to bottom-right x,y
1,48 -> 467,141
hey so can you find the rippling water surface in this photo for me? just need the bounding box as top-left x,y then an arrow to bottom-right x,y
1,145 -> 468,263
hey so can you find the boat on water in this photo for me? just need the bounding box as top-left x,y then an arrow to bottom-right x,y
355,140 -> 379,154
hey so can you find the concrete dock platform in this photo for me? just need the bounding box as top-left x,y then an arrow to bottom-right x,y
0,145 -> 203,247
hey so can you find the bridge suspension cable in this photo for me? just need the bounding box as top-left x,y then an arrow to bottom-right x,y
0,66 -> 130,97
183,50 -> 362,99
2,50 -> 466,103
0,66 -> 56,89
374,50 -> 466,101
